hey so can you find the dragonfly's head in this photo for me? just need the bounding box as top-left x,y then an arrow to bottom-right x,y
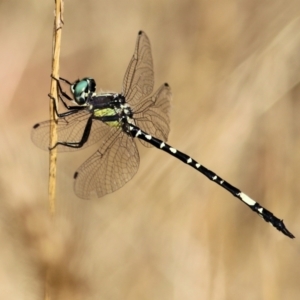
71,77 -> 96,105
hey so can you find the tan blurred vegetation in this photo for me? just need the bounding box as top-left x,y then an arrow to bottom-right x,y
0,0 -> 300,299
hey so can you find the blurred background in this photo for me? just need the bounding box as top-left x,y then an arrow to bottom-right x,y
0,0 -> 300,299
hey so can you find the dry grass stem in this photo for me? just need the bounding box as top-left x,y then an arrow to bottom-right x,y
46,1 -> 64,299
48,0 -> 64,216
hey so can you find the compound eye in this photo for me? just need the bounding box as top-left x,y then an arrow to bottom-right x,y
72,80 -> 89,105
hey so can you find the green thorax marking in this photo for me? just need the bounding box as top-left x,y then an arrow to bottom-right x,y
93,108 -> 120,127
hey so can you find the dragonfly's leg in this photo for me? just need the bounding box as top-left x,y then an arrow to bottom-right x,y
50,74 -> 75,111
48,94 -> 85,118
59,76 -> 73,86
57,93 -> 73,111
51,74 -> 82,112
51,75 -> 73,99
49,115 -> 93,150
51,74 -> 72,87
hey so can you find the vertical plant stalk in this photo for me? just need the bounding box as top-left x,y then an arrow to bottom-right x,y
48,0 -> 64,216
45,1 -> 64,299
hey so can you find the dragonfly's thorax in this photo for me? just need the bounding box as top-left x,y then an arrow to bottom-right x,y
91,93 -> 135,128
90,93 -> 116,110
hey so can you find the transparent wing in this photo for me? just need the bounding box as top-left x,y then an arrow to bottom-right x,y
74,131 -> 140,199
122,31 -> 154,108
31,110 -> 114,152
133,83 -> 172,147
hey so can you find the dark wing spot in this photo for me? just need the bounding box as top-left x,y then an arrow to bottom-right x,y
33,123 -> 40,129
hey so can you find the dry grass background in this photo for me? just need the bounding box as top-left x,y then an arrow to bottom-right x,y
0,0 -> 300,299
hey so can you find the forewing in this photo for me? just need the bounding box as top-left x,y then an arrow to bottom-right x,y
31,110 -> 113,152
74,131 -> 139,199
122,31 -> 154,107
133,83 -> 172,147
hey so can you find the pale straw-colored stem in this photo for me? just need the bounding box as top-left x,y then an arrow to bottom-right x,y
48,0 -> 64,216
45,1 -> 64,299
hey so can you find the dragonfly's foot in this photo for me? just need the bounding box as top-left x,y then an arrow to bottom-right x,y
48,144 -> 57,151
48,93 -> 56,101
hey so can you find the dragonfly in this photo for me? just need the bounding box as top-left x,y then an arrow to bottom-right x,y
32,31 -> 294,238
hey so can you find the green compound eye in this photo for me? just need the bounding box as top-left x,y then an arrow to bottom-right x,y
73,80 -> 88,104
74,80 -> 88,95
